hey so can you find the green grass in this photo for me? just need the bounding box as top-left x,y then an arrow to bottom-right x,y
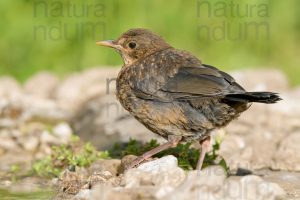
0,0 -> 299,85
32,136 -> 109,178
0,189 -> 54,200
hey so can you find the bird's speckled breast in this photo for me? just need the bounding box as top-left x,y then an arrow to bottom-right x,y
117,67 -> 175,136
116,66 -> 136,112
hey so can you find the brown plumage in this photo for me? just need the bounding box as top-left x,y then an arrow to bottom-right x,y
96,28 -> 281,170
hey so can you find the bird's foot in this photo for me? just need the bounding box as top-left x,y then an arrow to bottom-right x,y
196,136 -> 211,171
125,155 -> 147,170
125,136 -> 182,171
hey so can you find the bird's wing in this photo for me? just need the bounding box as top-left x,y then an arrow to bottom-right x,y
160,64 -> 246,99
129,51 -> 245,102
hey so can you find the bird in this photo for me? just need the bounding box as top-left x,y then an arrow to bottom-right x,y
96,28 -> 281,171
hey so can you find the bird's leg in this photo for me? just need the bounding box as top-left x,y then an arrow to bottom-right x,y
127,135 -> 182,169
196,136 -> 211,171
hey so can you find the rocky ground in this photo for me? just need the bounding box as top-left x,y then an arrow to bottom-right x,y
0,67 -> 299,200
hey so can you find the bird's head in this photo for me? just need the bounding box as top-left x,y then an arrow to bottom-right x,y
96,28 -> 171,66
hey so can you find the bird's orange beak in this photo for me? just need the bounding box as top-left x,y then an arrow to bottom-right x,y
96,40 -> 120,49
96,40 -> 124,51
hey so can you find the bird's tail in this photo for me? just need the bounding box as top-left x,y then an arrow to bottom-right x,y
224,92 -> 282,104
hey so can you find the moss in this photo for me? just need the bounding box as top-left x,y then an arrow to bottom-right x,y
32,136 -> 109,178
9,164 -> 21,182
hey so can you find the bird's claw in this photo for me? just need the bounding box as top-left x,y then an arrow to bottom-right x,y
125,156 -> 147,171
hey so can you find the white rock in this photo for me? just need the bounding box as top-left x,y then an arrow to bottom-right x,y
24,72 -> 59,98
20,96 -> 69,122
72,189 -> 91,200
124,156 -> 186,189
0,134 -> 17,150
53,122 -> 72,142
272,132 -> 300,171
71,94 -> 163,149
163,167 -> 285,200
90,183 -> 115,200
137,155 -> 178,173
155,185 -> 175,198
162,166 -> 226,200
219,135 -> 246,170
224,175 -> 286,200
2,180 -> 12,187
21,136 -> 39,151
54,67 -> 119,111
35,143 -> 52,159
0,76 -> 22,97
0,94 -> 69,126
40,130 -> 59,144
231,69 -> 289,92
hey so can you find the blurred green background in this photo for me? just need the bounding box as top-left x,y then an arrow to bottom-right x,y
0,0 -> 299,85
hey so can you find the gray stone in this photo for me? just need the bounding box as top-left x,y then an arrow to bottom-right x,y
123,156 -> 186,189
20,136 -> 39,152
162,167 -> 285,200
40,130 -> 59,144
90,183 -> 157,200
0,95 -> 69,126
71,94 -> 163,149
224,175 -> 286,200
52,122 -> 72,142
137,155 -> 178,173
162,166 -> 226,200
231,69 -> 289,92
272,132 -> 300,171
0,76 -> 22,97
89,159 -> 121,176
0,131 -> 18,150
87,171 -> 113,188
24,72 -> 59,98
257,169 -> 300,199
59,169 -> 89,195
54,67 -> 119,112
72,189 -> 91,200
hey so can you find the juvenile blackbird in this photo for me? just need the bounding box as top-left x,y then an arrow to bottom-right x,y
96,28 -> 281,170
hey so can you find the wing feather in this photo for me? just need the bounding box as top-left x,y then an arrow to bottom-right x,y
129,50 -> 245,102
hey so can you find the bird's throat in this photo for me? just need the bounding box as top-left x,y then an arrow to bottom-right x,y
121,52 -> 136,66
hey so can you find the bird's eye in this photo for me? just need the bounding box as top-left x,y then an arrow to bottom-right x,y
128,42 -> 137,49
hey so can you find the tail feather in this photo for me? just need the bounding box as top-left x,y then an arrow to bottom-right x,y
224,92 -> 282,104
